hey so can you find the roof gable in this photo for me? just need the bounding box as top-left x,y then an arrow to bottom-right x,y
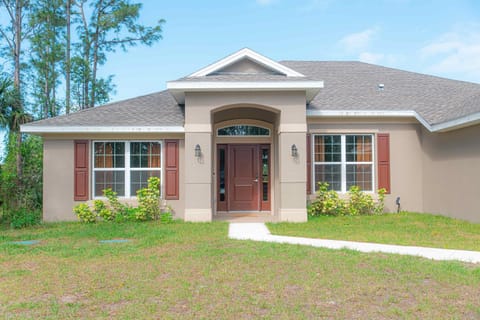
188,48 -> 305,77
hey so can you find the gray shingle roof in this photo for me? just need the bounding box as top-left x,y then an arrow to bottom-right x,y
22,60 -> 480,131
281,61 -> 480,125
23,90 -> 184,128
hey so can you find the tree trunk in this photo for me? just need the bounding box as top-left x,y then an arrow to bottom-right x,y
65,0 -> 70,114
90,0 -> 104,109
14,0 -> 23,180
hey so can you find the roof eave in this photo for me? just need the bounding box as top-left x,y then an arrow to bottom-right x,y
20,125 -> 185,134
306,110 -> 480,132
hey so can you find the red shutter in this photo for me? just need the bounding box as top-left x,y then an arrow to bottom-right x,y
377,133 -> 390,194
306,134 -> 312,195
74,140 -> 89,201
165,140 -> 179,200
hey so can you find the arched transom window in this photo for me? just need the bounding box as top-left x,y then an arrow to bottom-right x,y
217,125 -> 270,137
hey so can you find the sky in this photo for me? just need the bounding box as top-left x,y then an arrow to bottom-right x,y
99,0 -> 480,101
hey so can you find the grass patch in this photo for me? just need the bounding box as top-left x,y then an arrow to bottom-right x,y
268,212 -> 480,251
1,219 -> 479,319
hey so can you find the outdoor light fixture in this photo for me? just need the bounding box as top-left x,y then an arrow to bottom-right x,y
291,144 -> 298,157
195,144 -> 201,158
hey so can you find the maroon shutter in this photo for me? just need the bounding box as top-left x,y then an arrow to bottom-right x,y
74,140 -> 89,201
165,140 -> 179,200
306,134 -> 312,195
377,133 -> 390,194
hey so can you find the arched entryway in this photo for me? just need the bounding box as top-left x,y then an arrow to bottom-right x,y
212,105 -> 278,216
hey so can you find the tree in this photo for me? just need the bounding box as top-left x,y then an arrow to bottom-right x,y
0,0 -> 33,179
65,0 -> 71,114
73,0 -> 164,109
29,0 -> 66,119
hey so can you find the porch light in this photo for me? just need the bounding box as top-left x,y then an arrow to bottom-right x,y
195,144 -> 201,158
291,144 -> 298,157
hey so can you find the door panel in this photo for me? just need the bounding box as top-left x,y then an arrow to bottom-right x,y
228,145 -> 259,211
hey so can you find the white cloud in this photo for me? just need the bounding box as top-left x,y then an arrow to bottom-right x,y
420,27 -> 480,78
339,28 -> 378,52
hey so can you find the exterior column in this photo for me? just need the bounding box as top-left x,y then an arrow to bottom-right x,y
277,125 -> 308,222
184,128 -> 213,221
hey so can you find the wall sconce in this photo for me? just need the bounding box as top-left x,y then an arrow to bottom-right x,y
195,144 -> 201,158
291,144 -> 298,157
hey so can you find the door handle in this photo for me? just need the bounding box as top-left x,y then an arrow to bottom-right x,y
253,177 -> 259,183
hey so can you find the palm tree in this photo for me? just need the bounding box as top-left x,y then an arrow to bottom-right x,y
0,76 -> 32,180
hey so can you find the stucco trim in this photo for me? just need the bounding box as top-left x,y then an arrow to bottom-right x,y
21,125 -> 185,134
188,48 -> 306,77
278,123 -> 307,133
184,124 -> 212,133
167,81 -> 323,104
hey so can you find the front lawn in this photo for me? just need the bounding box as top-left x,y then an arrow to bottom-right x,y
268,212 -> 480,251
1,220 -> 480,319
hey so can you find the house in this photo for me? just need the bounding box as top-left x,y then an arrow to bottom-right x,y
21,48 -> 480,223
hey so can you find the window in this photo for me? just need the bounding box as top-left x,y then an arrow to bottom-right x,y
217,125 -> 270,136
313,134 -> 374,192
93,141 -> 162,198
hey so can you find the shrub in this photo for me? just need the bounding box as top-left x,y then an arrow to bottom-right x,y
73,203 -> 96,223
347,186 -> 375,216
103,188 -> 128,218
9,208 -> 41,229
160,205 -> 174,224
309,182 -> 387,217
308,182 -> 346,216
93,200 -> 114,221
72,177 -> 171,224
374,188 -> 387,215
136,177 -> 161,221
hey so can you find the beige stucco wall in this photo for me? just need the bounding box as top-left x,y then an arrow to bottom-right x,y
219,59 -> 275,74
42,135 -> 185,222
422,124 -> 480,222
43,140 -> 77,221
307,118 -> 424,213
184,91 -> 308,222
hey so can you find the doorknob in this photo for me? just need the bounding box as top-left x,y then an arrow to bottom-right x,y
253,176 -> 259,183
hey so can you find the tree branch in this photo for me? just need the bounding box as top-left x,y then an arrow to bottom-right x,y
0,26 -> 13,50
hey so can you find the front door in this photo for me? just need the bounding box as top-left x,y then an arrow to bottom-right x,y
217,144 -> 270,212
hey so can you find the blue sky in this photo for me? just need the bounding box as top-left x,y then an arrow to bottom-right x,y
99,0 -> 480,102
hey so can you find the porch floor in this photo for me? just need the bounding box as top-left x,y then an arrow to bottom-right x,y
213,212 -> 277,223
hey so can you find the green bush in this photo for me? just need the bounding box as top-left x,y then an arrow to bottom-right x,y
309,182 -> 386,217
308,182 -> 346,216
9,208 -> 41,229
160,205 -> 174,224
136,177 -> 161,221
347,186 -> 375,215
103,188 -> 128,217
92,199 -> 109,221
73,203 -> 97,223
73,177 -> 173,224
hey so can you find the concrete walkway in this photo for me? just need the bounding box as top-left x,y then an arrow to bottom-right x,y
228,223 -> 480,264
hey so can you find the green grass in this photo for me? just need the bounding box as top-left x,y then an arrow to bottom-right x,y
1,219 -> 480,319
268,212 -> 480,251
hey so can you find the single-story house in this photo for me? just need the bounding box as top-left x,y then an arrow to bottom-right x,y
21,48 -> 480,223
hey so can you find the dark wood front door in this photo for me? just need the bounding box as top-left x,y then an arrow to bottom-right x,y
229,145 -> 259,211
217,144 -> 270,212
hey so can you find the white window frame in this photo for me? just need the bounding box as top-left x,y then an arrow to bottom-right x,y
92,140 -> 163,199
312,134 -> 375,193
